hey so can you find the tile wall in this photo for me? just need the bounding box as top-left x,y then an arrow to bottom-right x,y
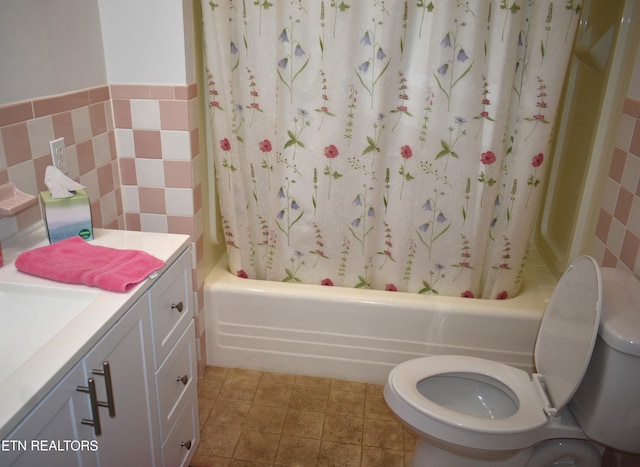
0,83 -> 208,376
0,86 -> 121,238
592,95 -> 640,276
111,82 -> 207,376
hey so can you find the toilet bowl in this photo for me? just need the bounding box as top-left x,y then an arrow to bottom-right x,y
384,356 -> 600,466
384,256 -> 634,466
386,356 -> 547,451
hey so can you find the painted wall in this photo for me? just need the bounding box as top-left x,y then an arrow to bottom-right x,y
0,0 -> 107,105
97,0 -> 196,85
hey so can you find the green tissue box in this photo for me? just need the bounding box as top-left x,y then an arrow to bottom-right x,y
40,189 -> 93,243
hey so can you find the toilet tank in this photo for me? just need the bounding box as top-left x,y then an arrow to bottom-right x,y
569,267 -> 640,454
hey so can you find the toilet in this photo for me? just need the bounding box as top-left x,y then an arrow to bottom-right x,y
384,256 -> 640,466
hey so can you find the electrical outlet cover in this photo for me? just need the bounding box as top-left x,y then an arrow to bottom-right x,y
49,137 -> 68,174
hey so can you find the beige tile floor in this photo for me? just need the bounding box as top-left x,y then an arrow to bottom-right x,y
191,366 -> 416,467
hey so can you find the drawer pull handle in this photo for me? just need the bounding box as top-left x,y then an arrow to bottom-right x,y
92,361 -> 116,417
77,378 -> 102,436
171,301 -> 184,312
177,375 -> 189,385
181,440 -> 192,450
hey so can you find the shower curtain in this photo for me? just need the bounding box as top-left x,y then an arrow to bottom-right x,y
201,0 -> 580,299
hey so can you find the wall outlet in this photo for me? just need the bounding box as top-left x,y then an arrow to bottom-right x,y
49,137 -> 68,174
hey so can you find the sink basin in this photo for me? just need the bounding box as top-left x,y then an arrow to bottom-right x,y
0,283 -> 99,379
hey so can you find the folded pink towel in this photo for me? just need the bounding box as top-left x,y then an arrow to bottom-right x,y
15,236 -> 165,292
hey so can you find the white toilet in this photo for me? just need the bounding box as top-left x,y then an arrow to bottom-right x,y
384,256 -> 640,466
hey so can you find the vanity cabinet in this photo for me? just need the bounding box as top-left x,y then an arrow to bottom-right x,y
82,296 -> 160,467
1,246 -> 198,467
1,363 -> 98,467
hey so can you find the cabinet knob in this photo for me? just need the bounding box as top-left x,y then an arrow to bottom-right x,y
171,301 -> 184,312
181,440 -> 192,450
177,375 -> 189,385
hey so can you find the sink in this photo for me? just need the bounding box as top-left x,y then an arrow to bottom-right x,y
0,283 -> 99,379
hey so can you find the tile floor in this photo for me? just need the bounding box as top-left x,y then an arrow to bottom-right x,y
191,366 -> 416,467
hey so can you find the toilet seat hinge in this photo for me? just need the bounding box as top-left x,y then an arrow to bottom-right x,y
532,373 -> 557,417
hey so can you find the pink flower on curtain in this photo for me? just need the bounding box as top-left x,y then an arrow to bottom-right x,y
260,139 -> 272,152
399,144 -> 414,200
481,150 -> 496,165
461,290 -> 474,298
321,278 -> 334,286
478,151 -> 497,187
474,77 -> 494,122
532,152 -> 544,167
324,144 -> 339,158
496,291 -> 509,300
524,77 -> 550,140
385,283 -> 398,291
401,145 -> 412,159
526,152 -> 545,207
324,144 -> 341,199
237,269 -> 248,278
220,138 -> 235,190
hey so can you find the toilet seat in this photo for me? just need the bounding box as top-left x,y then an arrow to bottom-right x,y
388,355 -> 548,434
385,256 -> 602,453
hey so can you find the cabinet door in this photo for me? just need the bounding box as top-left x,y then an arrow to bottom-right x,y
81,296 -> 160,467
0,363 -> 98,467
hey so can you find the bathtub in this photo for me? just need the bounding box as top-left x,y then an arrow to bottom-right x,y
204,254 -> 556,384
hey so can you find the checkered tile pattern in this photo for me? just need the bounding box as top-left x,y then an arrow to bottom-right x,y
591,97 -> 640,276
0,83 -> 207,377
0,86 -> 122,239
111,83 -> 201,235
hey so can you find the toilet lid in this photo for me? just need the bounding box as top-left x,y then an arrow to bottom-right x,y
534,256 -> 602,413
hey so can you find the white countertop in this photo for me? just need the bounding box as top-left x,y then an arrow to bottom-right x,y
0,225 -> 190,439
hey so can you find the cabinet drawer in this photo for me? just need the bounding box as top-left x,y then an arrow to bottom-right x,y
161,398 -> 199,467
149,248 -> 192,367
156,321 -> 197,440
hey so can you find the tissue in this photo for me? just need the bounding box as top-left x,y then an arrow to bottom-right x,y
44,165 -> 85,198
40,166 -> 93,243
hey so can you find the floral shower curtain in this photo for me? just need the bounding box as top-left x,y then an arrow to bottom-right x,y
201,0 -> 580,299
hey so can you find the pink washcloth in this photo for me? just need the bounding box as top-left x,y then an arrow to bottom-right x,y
15,236 -> 165,292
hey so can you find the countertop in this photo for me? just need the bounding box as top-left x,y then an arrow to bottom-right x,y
0,225 -> 190,439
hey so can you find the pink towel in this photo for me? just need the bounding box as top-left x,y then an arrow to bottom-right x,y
15,236 -> 165,292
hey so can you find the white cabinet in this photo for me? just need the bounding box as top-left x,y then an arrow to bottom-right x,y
82,296 -> 160,467
3,295 -> 156,467
0,363 -> 98,467
148,249 -> 199,467
1,245 -> 198,467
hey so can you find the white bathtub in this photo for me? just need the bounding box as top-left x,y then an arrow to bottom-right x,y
204,255 -> 556,384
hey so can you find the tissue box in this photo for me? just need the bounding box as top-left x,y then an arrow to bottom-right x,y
40,189 -> 93,243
